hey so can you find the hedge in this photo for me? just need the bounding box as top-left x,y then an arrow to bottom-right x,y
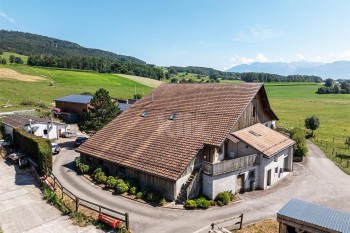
13,128 -> 52,175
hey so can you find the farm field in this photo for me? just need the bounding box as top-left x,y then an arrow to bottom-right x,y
0,52 -> 29,64
0,65 -> 152,112
265,83 -> 350,174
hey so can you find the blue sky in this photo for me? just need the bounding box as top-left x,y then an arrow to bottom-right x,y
1,0 -> 350,70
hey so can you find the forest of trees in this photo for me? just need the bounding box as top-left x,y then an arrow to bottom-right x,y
27,55 -> 164,80
168,66 -> 323,83
316,78 -> 350,94
0,30 -> 145,64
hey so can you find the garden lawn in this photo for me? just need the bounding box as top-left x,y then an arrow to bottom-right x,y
265,83 -> 350,174
0,65 -> 153,112
1,52 -> 28,64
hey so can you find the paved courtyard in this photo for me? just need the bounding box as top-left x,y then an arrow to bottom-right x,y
0,158 -> 100,233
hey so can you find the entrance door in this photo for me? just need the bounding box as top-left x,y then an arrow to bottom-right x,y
284,156 -> 289,172
267,169 -> 272,186
236,174 -> 245,193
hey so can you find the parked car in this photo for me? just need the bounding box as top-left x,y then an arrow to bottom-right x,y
62,131 -> 77,138
74,137 -> 88,147
51,143 -> 60,154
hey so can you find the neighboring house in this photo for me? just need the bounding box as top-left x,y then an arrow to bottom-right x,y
277,199 -> 350,233
112,99 -> 137,112
1,114 -> 69,140
77,83 -> 295,201
55,95 -> 92,114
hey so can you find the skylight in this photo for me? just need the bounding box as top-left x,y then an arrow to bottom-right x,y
141,111 -> 149,117
169,112 -> 177,120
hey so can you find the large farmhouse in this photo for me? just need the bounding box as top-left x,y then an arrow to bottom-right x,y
77,83 -> 295,201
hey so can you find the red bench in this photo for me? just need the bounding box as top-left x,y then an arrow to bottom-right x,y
98,214 -> 120,229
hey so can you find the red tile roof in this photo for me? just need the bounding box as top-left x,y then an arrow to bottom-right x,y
77,83 -> 265,181
232,123 -> 295,157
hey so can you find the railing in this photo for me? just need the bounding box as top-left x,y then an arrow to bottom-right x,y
202,154 -> 260,176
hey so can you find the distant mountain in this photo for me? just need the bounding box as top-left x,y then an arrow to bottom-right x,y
227,61 -> 350,79
0,30 -> 145,64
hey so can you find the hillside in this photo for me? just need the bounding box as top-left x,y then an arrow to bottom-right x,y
0,30 -> 145,64
227,61 -> 350,80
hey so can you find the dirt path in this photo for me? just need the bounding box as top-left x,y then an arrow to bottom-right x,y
116,74 -> 163,88
0,68 -> 45,82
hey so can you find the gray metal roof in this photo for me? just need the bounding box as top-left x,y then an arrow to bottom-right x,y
55,95 -> 92,104
117,103 -> 132,112
278,199 -> 350,233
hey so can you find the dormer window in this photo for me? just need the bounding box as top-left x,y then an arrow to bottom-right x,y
169,112 -> 177,120
141,111 -> 149,117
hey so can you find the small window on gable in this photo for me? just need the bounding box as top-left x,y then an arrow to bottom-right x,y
141,111 -> 149,117
253,106 -> 256,118
169,112 -> 177,120
43,129 -> 48,135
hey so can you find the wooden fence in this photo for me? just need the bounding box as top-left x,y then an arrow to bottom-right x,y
34,168 -> 130,230
192,214 -> 244,233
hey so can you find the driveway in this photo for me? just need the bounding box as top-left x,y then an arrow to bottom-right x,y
0,159 -> 99,233
53,140 -> 350,233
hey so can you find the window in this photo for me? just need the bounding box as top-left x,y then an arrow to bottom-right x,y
275,167 -> 278,173
249,170 -> 255,179
252,106 -> 256,118
274,155 -> 278,162
43,129 -> 48,135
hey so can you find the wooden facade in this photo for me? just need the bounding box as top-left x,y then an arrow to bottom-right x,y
55,101 -> 89,114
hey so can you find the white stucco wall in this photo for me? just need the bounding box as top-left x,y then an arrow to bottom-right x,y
23,122 -> 69,140
258,147 -> 292,190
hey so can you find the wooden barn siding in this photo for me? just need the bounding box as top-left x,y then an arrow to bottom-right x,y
55,101 -> 88,114
231,91 -> 275,132
80,153 -> 176,200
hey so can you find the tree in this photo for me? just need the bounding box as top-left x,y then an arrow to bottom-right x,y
78,88 -> 121,135
340,81 -> 350,90
324,78 -> 334,87
305,115 -> 320,137
14,57 -> 23,64
290,128 -> 308,157
1,58 -> 6,65
9,55 -> 15,63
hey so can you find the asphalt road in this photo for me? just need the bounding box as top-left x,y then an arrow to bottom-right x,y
53,141 -> 350,233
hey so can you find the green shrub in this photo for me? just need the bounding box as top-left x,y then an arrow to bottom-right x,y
217,200 -> 223,206
195,197 -> 210,209
184,200 -> 197,209
93,167 -> 102,175
136,192 -> 143,199
159,198 -> 166,206
99,175 -> 107,184
116,181 -> 129,194
81,164 -> 90,174
128,186 -> 137,195
209,200 -> 216,206
146,192 -> 160,202
13,128 -> 52,175
215,192 -> 230,206
228,191 -> 235,201
74,157 -> 81,168
106,176 -> 116,188
43,188 -> 69,214
142,187 -> 151,196
94,172 -> 105,183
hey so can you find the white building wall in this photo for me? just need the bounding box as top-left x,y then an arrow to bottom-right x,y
23,122 -> 69,140
258,147 -> 291,190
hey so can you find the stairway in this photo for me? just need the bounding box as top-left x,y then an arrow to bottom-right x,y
175,168 -> 200,204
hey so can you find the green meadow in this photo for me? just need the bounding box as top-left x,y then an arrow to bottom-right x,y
1,52 -> 29,64
0,65 -> 152,112
265,83 -> 350,174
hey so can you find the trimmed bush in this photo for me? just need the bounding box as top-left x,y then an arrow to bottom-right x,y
99,175 -> 107,184
81,164 -> 90,174
93,167 -> 102,175
184,200 -> 197,209
106,176 -> 116,188
146,192 -> 160,202
159,198 -> 166,206
215,192 -> 230,206
128,186 -> 137,195
209,200 -> 216,206
195,197 -> 210,209
74,157 -> 81,168
13,128 -> 52,175
116,181 -> 129,194
136,192 -> 143,199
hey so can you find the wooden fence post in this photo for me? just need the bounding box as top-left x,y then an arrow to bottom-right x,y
98,205 -> 101,214
62,187 -> 64,199
75,197 -> 80,212
125,212 -> 130,230
239,213 -> 243,230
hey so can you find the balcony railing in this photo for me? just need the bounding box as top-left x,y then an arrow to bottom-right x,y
202,154 -> 260,176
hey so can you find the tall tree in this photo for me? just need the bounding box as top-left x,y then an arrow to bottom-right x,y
78,88 -> 121,135
324,78 -> 334,87
9,55 -> 15,63
305,115 -> 320,137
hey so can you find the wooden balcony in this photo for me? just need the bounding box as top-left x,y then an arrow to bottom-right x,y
202,154 -> 260,176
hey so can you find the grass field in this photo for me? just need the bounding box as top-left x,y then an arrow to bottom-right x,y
0,65 -> 152,112
265,83 -> 350,174
0,52 -> 28,64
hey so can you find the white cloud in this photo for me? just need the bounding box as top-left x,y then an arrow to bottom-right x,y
296,53 -> 306,61
234,25 -> 282,42
256,53 -> 268,62
0,11 -> 15,23
230,53 -> 271,66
